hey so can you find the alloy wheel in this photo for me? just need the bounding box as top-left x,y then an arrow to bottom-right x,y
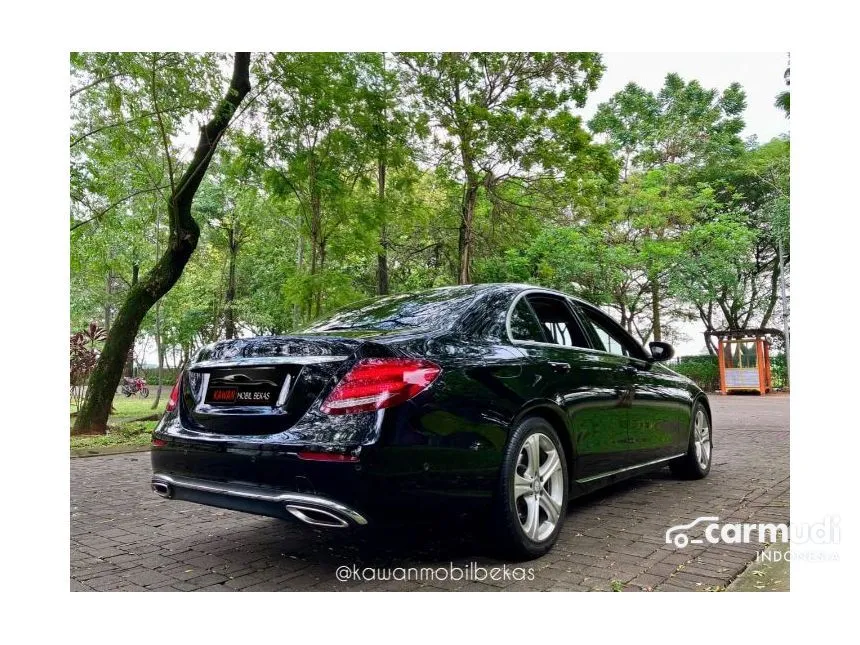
513,432 -> 564,542
693,409 -> 711,470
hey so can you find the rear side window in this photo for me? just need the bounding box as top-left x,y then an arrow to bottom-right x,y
525,295 -> 590,349
509,299 -> 546,343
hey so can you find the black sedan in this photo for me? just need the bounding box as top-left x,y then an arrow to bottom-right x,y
151,284 -> 712,559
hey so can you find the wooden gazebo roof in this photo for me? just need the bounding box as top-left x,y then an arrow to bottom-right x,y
707,328 -> 785,340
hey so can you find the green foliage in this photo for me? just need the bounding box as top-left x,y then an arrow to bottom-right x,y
70,53 -> 790,374
137,367 -> 181,386
671,355 -> 720,392
589,73 -> 747,172
670,352 -> 787,391
770,353 -> 788,389
70,421 -> 156,450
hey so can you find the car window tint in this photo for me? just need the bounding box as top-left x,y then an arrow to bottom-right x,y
526,295 -> 589,349
509,299 -> 547,343
305,287 -> 481,332
579,307 -> 633,357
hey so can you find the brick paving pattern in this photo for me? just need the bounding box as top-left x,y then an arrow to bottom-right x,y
71,395 -> 789,591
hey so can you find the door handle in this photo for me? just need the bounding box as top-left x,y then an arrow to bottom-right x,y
549,361 -> 571,373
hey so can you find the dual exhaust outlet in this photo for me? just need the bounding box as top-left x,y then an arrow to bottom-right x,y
150,475 -> 367,529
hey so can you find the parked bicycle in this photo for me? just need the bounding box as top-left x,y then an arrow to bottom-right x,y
121,376 -> 149,398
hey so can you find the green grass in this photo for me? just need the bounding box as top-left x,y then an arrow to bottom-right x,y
70,394 -> 166,419
70,420 -> 158,450
70,394 -> 166,452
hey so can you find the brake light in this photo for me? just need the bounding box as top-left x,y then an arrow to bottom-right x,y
165,372 -> 183,412
297,451 -> 359,463
320,358 -> 441,415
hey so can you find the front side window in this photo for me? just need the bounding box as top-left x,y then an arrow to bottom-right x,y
578,306 -> 639,357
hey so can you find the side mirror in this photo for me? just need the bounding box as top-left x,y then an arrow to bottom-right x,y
648,341 -> 675,362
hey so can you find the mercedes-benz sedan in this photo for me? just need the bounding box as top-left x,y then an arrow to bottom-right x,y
151,284 -> 712,559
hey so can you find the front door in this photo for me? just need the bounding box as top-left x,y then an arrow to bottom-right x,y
573,302 -> 685,465
508,293 -> 632,480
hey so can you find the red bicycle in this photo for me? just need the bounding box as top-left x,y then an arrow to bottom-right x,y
121,376 -> 150,398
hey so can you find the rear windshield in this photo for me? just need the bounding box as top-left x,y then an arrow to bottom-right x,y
304,288 -> 481,333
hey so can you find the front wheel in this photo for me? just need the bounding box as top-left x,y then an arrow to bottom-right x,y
670,401 -> 712,479
140,387 -> 149,398
493,417 -> 568,560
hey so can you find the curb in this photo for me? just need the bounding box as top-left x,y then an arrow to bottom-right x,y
70,445 -> 152,459
726,543 -> 790,591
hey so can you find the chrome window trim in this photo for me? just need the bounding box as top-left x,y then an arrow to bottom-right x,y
505,288 -> 650,363
504,289 -> 619,359
190,355 -> 348,370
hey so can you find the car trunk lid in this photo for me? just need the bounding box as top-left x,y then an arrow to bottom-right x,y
180,336 -> 361,435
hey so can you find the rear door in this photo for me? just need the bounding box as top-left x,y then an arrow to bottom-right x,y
508,292 -> 632,480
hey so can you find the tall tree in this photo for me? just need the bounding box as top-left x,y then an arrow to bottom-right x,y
72,53 -> 251,435
353,53 -> 418,295
397,52 -> 605,284
590,73 -> 747,340
261,53 -> 372,318
684,138 -> 790,345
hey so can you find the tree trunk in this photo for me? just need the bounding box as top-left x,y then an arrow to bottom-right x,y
457,180 -> 479,285
307,153 -> 323,318
293,232 -> 303,326
224,221 -> 238,339
123,263 -> 139,377
377,160 -> 389,295
314,240 -> 326,317
151,303 -> 163,409
650,279 -> 662,342
73,53 -> 251,435
104,272 -> 113,332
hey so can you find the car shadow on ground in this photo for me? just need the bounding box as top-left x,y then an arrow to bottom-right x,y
196,469 -> 676,569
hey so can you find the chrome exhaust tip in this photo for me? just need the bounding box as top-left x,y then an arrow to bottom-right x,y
151,480 -> 172,498
285,504 -> 350,528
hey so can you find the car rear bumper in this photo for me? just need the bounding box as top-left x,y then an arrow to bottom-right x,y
150,473 -> 369,528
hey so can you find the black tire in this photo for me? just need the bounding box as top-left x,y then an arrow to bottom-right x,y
493,417 -> 569,560
670,400 -> 712,480
140,387 -> 150,398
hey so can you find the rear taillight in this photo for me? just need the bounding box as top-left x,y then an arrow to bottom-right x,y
165,372 -> 183,412
297,451 -> 359,463
320,358 -> 441,415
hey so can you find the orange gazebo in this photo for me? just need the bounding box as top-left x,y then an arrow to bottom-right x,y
708,329 -> 782,396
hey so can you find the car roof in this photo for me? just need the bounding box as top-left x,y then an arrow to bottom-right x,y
430,283 -> 593,307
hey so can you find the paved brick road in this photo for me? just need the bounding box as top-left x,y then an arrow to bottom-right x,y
70,395 -> 789,591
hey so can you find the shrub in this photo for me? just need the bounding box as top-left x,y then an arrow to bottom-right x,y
671,352 -> 789,391
137,367 -> 182,386
69,322 -> 106,410
671,355 -> 720,392
770,353 -> 788,389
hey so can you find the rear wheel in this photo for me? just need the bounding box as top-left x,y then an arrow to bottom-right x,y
670,402 -> 712,479
493,417 -> 568,560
